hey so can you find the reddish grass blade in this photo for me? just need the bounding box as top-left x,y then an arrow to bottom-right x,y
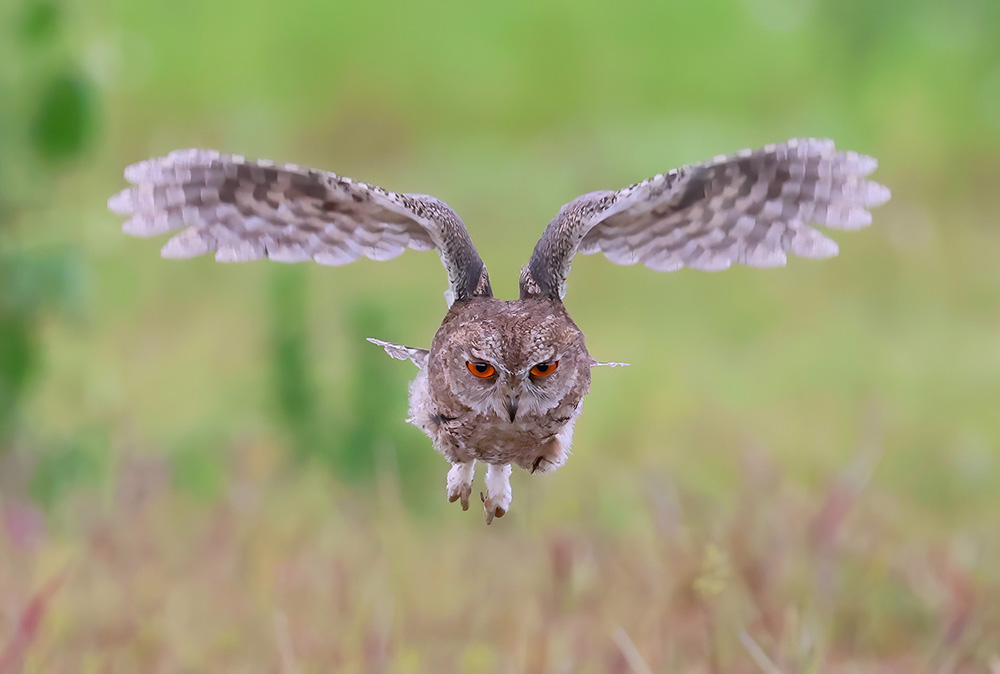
0,573 -> 65,674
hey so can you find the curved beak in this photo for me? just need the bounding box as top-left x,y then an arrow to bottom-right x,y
506,395 -> 519,422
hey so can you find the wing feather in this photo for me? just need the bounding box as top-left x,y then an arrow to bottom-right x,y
521,138 -> 890,299
110,149 -> 491,303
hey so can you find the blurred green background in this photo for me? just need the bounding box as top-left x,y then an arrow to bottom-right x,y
2,0 -> 999,671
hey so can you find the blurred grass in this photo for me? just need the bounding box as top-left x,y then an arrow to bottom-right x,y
2,0 -> 1000,670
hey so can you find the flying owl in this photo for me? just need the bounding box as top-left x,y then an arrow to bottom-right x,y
108,138 -> 890,523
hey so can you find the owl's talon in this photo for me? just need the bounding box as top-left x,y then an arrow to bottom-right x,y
449,489 -> 473,509
482,463 -> 513,525
446,460 -> 475,511
446,484 -> 471,510
483,497 -> 508,524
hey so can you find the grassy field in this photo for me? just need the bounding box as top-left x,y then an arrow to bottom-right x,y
2,0 -> 1000,671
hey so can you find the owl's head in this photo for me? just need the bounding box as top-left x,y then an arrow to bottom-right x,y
429,298 -> 591,422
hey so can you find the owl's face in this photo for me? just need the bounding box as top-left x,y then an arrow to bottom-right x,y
429,298 -> 591,423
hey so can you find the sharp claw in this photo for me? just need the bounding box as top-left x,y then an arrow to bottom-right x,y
448,488 -> 471,509
446,462 -> 476,513
482,497 -> 506,524
532,455 -> 555,474
481,464 -> 512,525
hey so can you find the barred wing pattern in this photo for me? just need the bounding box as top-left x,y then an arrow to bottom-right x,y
521,138 -> 890,300
108,149 -> 492,303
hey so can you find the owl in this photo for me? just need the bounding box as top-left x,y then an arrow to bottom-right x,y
109,138 -> 889,523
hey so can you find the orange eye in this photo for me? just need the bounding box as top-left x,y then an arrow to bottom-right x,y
530,361 -> 558,377
466,361 -> 496,378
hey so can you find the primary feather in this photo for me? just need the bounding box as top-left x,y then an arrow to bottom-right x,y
109,148 -> 491,302
521,138 -> 891,300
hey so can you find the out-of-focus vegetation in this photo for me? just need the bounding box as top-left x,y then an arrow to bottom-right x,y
1,0 -> 999,670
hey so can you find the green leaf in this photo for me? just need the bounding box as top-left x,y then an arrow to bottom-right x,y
20,1 -> 59,43
0,313 -> 36,435
31,73 -> 94,161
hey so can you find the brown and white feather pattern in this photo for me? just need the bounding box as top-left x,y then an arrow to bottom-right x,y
108,149 -> 491,302
522,138 -> 891,299
109,138 -> 890,524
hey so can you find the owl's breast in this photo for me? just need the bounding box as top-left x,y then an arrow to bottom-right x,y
432,393 -> 583,468
408,370 -> 585,469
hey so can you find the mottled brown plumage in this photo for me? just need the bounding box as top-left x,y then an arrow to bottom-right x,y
403,298 -> 592,519
109,138 -> 890,523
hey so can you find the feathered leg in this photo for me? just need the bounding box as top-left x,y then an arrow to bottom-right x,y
446,460 -> 475,511
482,463 -> 512,524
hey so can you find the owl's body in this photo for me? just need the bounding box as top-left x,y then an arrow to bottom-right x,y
110,137 -> 890,523
369,296 -> 592,520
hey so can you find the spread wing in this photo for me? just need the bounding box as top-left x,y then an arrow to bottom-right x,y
520,138 -> 891,300
109,149 -> 492,303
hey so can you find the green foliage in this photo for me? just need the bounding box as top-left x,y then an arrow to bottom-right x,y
337,302 -> 405,482
268,266 -> 320,459
31,72 -> 95,161
0,248 -> 82,440
19,1 -> 59,43
2,0 -> 1000,667
171,438 -> 226,500
267,273 -> 435,501
29,430 -> 107,507
0,0 -> 91,441
0,248 -> 83,318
